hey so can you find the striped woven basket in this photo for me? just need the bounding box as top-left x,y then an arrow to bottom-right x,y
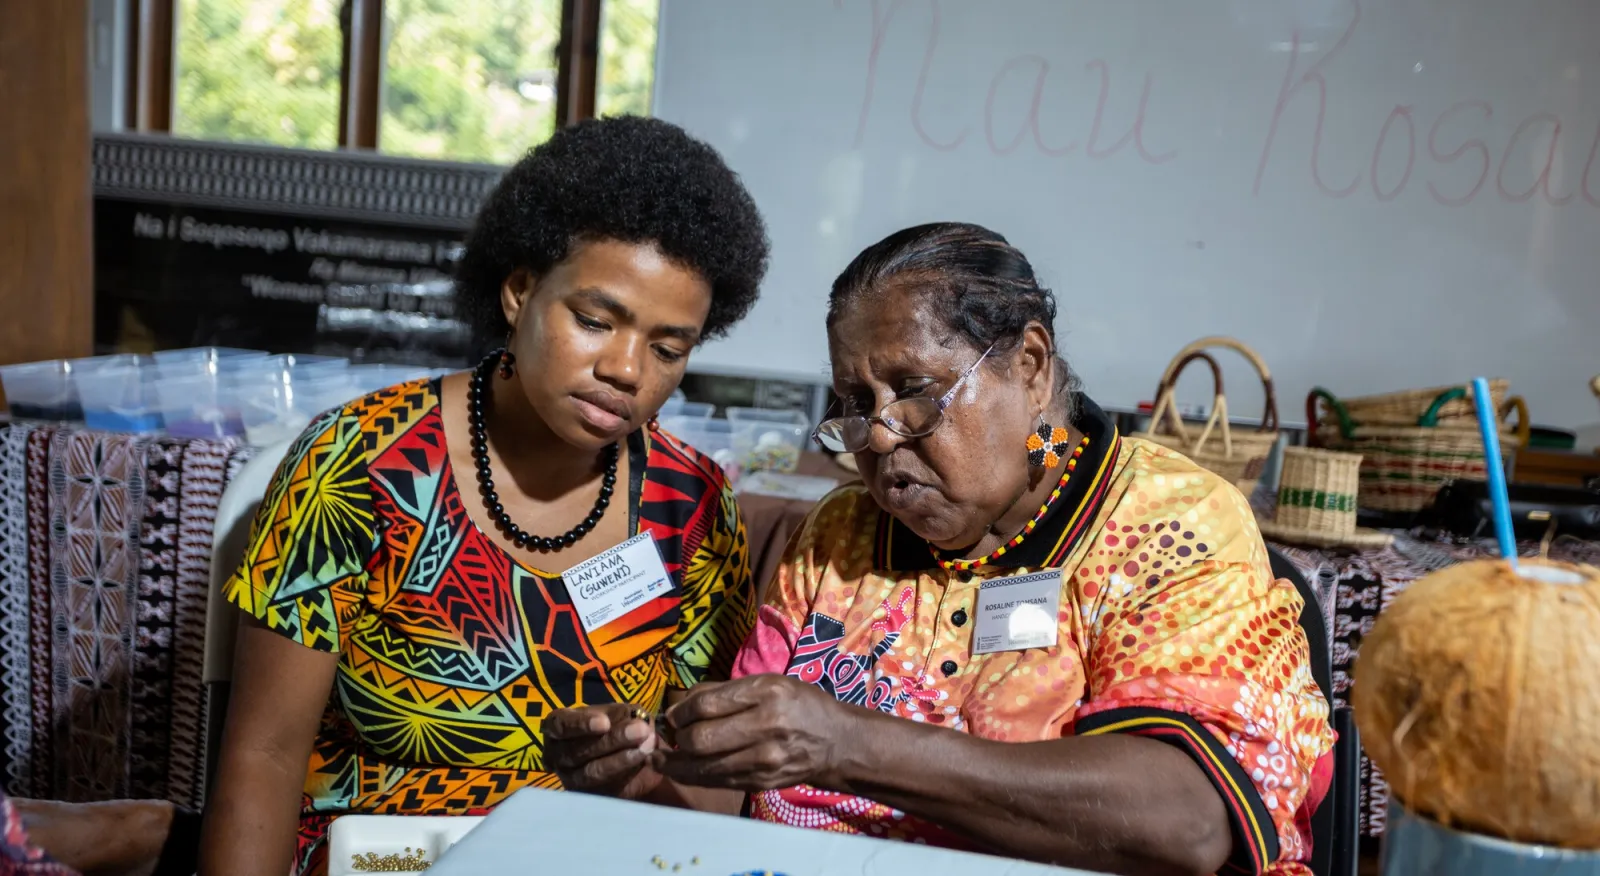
1134,337 -> 1279,497
1308,387 -> 1530,513
1255,447 -> 1393,548
1316,379 -> 1508,429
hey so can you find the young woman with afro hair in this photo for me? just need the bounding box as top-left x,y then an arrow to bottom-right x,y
201,116 -> 771,875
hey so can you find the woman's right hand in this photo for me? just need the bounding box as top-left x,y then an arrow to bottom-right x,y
545,704 -> 663,799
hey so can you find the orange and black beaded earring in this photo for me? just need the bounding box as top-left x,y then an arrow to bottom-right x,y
1025,414 -> 1072,468
497,345 -> 515,379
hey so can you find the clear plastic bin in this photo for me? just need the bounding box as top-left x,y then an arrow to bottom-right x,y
73,353 -> 146,371
74,358 -> 164,433
659,399 -> 715,420
0,360 -> 81,421
261,353 -> 349,375
154,357 -> 283,439
152,346 -> 268,371
238,367 -> 358,446
726,407 -> 810,474
345,364 -> 438,396
660,416 -> 742,485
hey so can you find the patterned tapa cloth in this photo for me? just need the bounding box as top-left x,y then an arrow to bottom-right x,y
0,422 -> 252,808
733,396 -> 1336,876
222,379 -> 756,870
1270,529 -> 1600,848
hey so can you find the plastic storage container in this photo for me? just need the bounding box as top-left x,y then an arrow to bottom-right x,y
261,353 -> 349,375
154,356 -> 283,439
151,347 -> 269,372
659,399 -> 715,420
74,357 -> 164,433
660,416 -> 742,485
726,407 -> 810,474
345,364 -> 438,396
0,360 -> 81,421
236,358 -> 355,445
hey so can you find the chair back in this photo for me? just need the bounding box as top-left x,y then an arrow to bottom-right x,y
1268,546 -> 1340,876
203,439 -> 294,684
202,439 -> 293,799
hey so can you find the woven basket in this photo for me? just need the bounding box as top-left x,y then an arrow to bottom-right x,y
1308,387 -> 1531,513
1134,337 -> 1280,497
1256,447 -> 1393,549
1317,379 -> 1508,429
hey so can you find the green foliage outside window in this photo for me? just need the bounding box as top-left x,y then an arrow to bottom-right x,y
174,0 -> 342,149
598,0 -> 657,118
381,0 -> 561,165
172,0 -> 661,165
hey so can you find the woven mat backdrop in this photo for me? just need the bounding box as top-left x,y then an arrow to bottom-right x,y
0,423 -> 253,808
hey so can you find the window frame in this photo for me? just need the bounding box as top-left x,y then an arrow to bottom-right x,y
135,0 -> 606,152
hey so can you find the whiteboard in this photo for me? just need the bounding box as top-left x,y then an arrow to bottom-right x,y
655,0 -> 1600,428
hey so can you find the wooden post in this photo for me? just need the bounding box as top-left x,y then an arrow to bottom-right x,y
134,0 -> 173,131
338,0 -> 384,149
0,0 -> 94,365
555,0 -> 601,126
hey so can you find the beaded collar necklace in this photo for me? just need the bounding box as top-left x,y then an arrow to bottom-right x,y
931,434 -> 1090,573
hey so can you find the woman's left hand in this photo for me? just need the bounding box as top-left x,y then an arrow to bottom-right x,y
652,674 -> 860,792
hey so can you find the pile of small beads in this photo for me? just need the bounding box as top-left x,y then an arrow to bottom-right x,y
351,848 -> 432,872
742,431 -> 799,474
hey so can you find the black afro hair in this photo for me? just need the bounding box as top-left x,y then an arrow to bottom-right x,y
454,115 -> 770,350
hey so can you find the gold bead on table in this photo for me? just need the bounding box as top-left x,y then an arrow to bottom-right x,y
350,846 -> 433,872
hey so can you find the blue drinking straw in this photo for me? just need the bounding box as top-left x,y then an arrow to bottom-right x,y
1471,377 -> 1517,567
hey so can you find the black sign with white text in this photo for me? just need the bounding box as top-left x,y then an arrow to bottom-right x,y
94,198 -> 474,364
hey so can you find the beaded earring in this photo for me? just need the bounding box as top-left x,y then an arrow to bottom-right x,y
1025,415 -> 1073,468
497,348 -> 515,379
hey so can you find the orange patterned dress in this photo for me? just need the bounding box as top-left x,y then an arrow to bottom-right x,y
731,396 -> 1334,875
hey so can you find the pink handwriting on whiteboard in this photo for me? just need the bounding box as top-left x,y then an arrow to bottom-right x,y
851,0 -> 1177,164
1255,0 -> 1600,207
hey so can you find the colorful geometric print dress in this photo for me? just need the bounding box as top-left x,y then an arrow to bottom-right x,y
732,396 -> 1335,876
224,379 -> 756,871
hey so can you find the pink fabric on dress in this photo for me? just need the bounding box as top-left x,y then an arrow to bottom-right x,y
730,605 -> 799,679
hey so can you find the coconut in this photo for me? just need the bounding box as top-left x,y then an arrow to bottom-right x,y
1351,558 -> 1600,848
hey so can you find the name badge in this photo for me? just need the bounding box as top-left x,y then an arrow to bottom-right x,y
561,532 -> 675,635
972,570 -> 1062,654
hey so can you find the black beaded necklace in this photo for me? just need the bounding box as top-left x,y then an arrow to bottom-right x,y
468,349 -> 619,552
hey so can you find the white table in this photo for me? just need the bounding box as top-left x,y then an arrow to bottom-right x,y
427,788 -> 1104,875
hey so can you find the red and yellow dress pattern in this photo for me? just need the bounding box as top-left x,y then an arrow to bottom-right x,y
225,379 -> 755,868
731,396 -> 1335,876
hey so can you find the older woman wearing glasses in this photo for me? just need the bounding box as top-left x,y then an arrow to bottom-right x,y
544,223 -> 1334,876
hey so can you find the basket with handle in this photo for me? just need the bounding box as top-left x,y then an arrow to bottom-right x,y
1133,337 -> 1280,497
1316,379 -> 1509,429
1308,387 -> 1530,513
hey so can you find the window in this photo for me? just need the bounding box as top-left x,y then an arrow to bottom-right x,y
597,0 -> 658,117
172,0 -> 343,149
142,0 -> 658,161
380,0 -> 563,165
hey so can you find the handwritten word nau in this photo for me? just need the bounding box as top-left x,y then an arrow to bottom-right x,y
851,0 -> 1176,164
